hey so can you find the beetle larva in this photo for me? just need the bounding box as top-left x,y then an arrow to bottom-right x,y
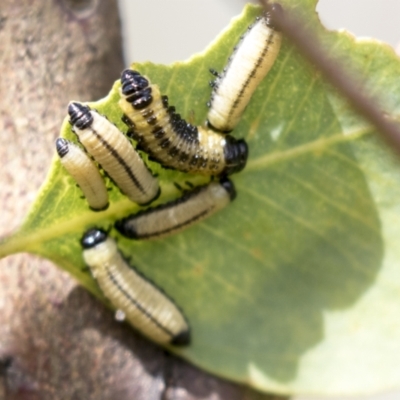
207,9 -> 282,133
68,102 -> 160,205
81,228 -> 191,346
115,177 -> 236,240
119,69 -> 248,176
56,138 -> 109,211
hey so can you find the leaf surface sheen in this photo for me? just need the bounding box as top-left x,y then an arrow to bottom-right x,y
3,0 -> 400,395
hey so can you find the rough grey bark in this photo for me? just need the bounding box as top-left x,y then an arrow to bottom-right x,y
0,1 -> 288,399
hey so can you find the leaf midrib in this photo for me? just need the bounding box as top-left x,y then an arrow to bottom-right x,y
246,125 -> 373,172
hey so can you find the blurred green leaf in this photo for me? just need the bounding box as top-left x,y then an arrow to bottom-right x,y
2,0 -> 400,396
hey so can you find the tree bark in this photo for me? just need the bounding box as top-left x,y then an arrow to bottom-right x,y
0,1 -> 288,399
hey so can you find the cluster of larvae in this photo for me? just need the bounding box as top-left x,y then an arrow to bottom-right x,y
55,9 -> 281,347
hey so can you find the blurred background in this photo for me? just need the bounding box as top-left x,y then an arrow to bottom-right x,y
117,1 -> 400,399
118,0 -> 400,64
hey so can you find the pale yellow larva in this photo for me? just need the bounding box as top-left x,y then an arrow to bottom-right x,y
207,10 -> 282,133
68,102 -> 160,205
81,229 -> 190,346
115,177 -> 236,240
119,70 -> 248,176
56,138 -> 109,211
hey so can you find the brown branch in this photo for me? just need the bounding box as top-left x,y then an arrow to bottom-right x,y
261,1 -> 400,153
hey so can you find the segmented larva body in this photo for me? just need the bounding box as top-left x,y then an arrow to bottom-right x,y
119,69 -> 248,176
115,177 -> 236,240
81,229 -> 190,346
68,102 -> 160,205
207,10 -> 282,133
56,138 -> 109,211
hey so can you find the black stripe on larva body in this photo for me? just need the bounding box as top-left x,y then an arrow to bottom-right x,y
81,229 -> 191,346
207,11 -> 282,133
104,265 -> 177,339
119,69 -> 248,176
115,177 -> 236,240
68,102 -> 160,205
55,138 -> 109,211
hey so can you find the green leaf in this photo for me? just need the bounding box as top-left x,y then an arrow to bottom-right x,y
2,0 -> 400,396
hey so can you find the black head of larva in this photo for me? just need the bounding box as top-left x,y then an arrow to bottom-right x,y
223,137 -> 248,175
68,102 -> 93,130
171,328 -> 191,346
263,3 -> 282,30
121,70 -> 148,93
55,138 -> 69,158
121,69 -> 153,110
81,228 -> 108,249
219,177 -> 237,201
